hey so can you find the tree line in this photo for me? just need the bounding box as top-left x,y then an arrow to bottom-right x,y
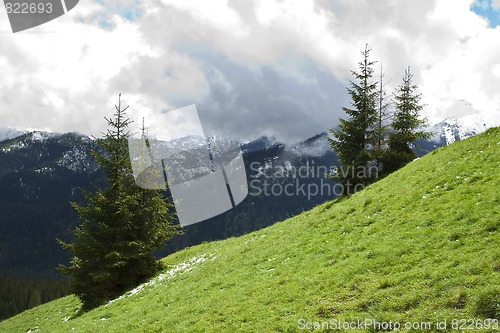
0,275 -> 68,320
329,45 -> 431,195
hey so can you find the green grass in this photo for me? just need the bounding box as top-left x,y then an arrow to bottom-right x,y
2,128 -> 500,333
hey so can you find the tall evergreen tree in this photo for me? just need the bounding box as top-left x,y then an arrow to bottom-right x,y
381,67 -> 431,173
329,45 -> 379,195
59,94 -> 181,310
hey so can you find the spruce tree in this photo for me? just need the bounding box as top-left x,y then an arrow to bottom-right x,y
59,94 -> 181,310
381,67 -> 431,173
381,67 -> 431,174
329,45 -> 379,195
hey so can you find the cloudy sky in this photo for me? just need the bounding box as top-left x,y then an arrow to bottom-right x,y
0,0 -> 499,143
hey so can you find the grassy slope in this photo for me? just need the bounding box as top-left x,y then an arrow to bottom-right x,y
1,128 -> 499,333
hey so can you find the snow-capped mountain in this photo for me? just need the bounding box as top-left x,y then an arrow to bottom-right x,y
289,133 -> 332,158
429,113 -> 500,146
240,135 -> 281,154
0,130 -> 98,175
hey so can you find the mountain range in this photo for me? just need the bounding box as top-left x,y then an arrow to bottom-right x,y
1,123 -> 498,332
0,113 -> 497,272
0,113 -> 497,318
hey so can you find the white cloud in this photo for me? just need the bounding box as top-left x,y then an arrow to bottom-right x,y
0,0 -> 499,142
161,0 -> 246,36
0,2 -> 156,136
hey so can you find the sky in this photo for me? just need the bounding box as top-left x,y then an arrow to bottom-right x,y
0,0 -> 499,143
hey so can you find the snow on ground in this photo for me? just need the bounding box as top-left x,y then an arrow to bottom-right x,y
30,131 -> 60,142
106,254 -> 216,306
57,146 -> 97,173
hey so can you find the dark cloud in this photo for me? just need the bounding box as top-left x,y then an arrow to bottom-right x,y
191,50 -> 348,142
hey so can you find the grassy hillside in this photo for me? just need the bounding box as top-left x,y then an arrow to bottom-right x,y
1,128 -> 499,333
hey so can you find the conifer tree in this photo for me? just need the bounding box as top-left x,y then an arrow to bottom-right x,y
329,45 -> 379,195
59,94 -> 181,310
381,67 -> 431,173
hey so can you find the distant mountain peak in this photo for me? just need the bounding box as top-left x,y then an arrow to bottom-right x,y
241,135 -> 281,153
429,112 -> 500,145
29,130 -> 62,142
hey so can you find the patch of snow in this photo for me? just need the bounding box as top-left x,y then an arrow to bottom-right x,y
291,137 -> 331,157
35,167 -> 54,174
57,147 -> 97,173
158,255 -> 210,281
31,131 -> 57,142
1,130 -> 61,152
1,139 -> 27,152
106,254 -> 215,305
241,136 -> 280,154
